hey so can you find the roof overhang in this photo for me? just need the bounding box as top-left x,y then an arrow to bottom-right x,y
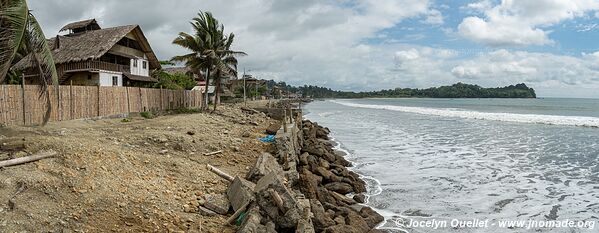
123,73 -> 157,82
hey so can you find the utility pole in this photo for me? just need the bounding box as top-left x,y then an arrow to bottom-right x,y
243,68 -> 246,107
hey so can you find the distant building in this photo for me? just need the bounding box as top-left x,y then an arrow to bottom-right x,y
227,75 -> 268,99
13,19 -> 160,86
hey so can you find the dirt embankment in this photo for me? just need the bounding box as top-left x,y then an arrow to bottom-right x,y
0,104 -> 277,232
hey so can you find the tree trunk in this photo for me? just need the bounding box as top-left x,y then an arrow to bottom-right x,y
204,68 -> 210,110
213,71 -> 221,111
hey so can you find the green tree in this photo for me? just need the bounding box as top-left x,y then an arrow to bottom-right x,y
1,0 -> 58,124
172,11 -> 245,111
152,70 -> 196,90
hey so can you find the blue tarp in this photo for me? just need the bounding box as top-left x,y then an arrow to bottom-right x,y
259,135 -> 276,143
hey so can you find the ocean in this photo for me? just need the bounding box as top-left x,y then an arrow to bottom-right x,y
303,98 -> 599,233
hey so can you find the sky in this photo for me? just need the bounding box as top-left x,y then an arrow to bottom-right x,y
29,0 -> 599,98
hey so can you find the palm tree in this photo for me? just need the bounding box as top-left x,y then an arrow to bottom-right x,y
0,0 -> 58,124
171,11 -> 245,111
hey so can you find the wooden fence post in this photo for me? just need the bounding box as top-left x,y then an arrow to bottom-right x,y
0,85 -> 4,125
70,80 -> 74,120
160,86 -> 163,110
138,87 -> 143,112
126,87 -> 131,113
57,84 -> 61,121
97,85 -> 101,117
21,75 -> 26,125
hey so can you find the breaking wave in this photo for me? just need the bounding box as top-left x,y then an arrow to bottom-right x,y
331,100 -> 599,128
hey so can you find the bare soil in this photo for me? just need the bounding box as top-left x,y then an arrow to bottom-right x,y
0,104 -> 276,232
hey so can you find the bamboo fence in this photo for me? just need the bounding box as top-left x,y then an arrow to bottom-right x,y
0,84 -> 203,126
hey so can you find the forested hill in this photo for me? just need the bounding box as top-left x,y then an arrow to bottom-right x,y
293,83 -> 536,99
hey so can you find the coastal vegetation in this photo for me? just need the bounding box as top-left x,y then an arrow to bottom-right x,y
171,11 -> 246,111
152,70 -> 196,90
290,82 -> 537,99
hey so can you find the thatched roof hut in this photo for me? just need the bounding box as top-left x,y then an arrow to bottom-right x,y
13,20 -> 161,72
60,19 -> 101,33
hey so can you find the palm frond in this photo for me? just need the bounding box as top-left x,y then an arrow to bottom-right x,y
27,13 -> 58,87
26,13 -> 58,125
0,0 -> 29,82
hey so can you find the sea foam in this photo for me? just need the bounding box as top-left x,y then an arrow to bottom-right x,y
331,100 -> 599,128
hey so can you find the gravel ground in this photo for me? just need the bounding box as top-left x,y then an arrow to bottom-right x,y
0,104 -> 276,232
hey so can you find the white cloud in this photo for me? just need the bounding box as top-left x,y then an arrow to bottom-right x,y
451,49 -> 599,89
29,0 -> 438,91
458,0 -> 599,46
25,0 -> 599,98
422,9 -> 444,25
576,23 -> 599,32
462,0 -> 493,13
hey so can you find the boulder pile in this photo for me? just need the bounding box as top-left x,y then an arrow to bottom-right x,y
206,119 -> 384,233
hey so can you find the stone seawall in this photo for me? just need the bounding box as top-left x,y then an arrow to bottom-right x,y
228,115 -> 385,232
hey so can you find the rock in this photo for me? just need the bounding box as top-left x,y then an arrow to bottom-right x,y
306,154 -> 320,171
310,199 -> 335,231
242,132 -> 251,137
265,221 -> 277,233
158,149 -> 168,155
324,182 -> 354,195
349,175 -> 367,194
299,152 -> 309,166
298,168 -> 322,199
255,172 -> 301,228
360,207 -> 385,228
324,224 -> 361,233
246,153 -> 284,183
296,216 -> 316,233
316,186 -> 338,206
226,177 -> 255,212
319,159 -> 330,169
250,121 -> 259,126
314,167 -> 338,182
345,210 -> 372,232
333,216 -> 345,225
203,194 -> 230,215
238,206 -> 266,233
333,152 -> 352,167
342,207 -> 370,233
265,123 -> 281,135
197,206 -> 217,216
353,194 -> 366,204
173,143 -> 184,151
367,229 -> 387,233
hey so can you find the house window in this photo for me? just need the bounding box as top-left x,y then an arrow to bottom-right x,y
133,60 -> 138,67
142,61 -> 147,69
112,76 -> 118,86
87,74 -> 92,80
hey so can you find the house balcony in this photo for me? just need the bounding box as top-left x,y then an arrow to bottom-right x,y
59,60 -> 130,74
57,60 -> 131,83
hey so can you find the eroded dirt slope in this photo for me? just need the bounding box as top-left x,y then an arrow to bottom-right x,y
0,105 -> 276,232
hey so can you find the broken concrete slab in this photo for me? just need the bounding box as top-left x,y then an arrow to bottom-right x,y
265,122 -> 281,135
246,153 -> 284,183
203,193 -> 230,215
227,176 -> 256,212
198,206 -> 217,216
